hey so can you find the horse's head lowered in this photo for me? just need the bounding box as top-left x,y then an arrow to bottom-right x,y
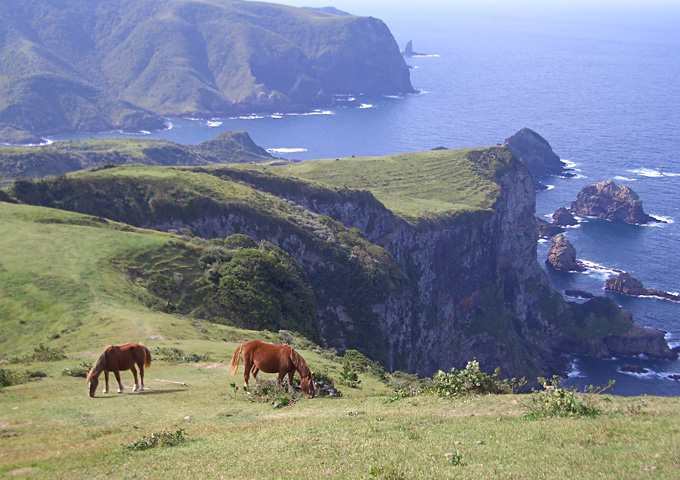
87,370 -> 100,398
300,372 -> 315,399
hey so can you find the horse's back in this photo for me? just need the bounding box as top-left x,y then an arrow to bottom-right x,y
245,341 -> 293,373
104,343 -> 147,371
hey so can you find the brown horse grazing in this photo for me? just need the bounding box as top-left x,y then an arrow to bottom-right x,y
87,342 -> 152,397
230,340 -> 315,398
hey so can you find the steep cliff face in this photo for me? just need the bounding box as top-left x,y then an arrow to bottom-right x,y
9,147 -> 674,378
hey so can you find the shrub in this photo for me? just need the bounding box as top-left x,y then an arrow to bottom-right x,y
428,360 -> 524,397
124,428 -> 187,451
62,362 -> 92,378
246,379 -> 299,408
523,376 -> 614,419
338,362 -> 361,389
154,347 -> 211,363
9,344 -> 66,364
0,369 -> 24,388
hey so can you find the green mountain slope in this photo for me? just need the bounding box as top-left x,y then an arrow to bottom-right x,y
0,131 -> 272,184
0,0 -> 413,143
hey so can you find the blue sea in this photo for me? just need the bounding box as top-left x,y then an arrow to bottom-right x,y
47,1 -> 680,396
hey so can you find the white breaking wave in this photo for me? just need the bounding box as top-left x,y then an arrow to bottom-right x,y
359,103 -> 374,109
629,168 -> 680,178
614,176 -> 637,182
412,54 -> 441,58
646,215 -> 674,225
567,358 -> 585,378
383,95 -> 403,99
579,260 -> 621,277
206,120 -> 222,127
562,159 -> 577,169
545,184 -> 555,190
266,147 -> 308,154
617,367 -> 657,379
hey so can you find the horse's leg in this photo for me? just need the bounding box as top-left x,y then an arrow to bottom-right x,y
252,366 -> 260,385
131,365 -> 139,392
113,370 -> 124,393
103,371 -> 110,394
139,363 -> 145,392
287,371 -> 295,394
243,360 -> 252,390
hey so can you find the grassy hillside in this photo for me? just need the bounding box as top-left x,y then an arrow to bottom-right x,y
1,346 -> 679,478
0,0 -> 413,143
276,147 -> 516,224
0,131 -> 272,185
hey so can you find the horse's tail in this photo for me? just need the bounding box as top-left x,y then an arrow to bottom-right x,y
289,347 -> 311,378
87,349 -> 108,382
142,345 -> 152,370
230,344 -> 243,376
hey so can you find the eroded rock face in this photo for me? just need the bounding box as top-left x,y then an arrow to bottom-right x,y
605,272 -> 680,302
505,128 -> 568,177
552,207 -> 577,226
570,180 -> 658,224
536,217 -> 564,238
546,234 -> 585,272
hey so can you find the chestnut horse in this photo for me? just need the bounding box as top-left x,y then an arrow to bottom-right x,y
230,340 -> 315,398
87,342 -> 152,397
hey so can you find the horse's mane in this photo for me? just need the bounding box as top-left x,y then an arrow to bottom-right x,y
87,349 -> 109,381
289,347 -> 311,378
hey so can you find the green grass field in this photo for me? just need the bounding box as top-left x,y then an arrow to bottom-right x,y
1,353 -> 679,479
2,191 -> 680,479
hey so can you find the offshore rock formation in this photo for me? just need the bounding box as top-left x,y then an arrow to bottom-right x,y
505,128 -> 570,178
546,234 -> 585,272
552,207 -> 578,226
536,217 -> 564,238
570,180 -> 659,224
605,272 -> 680,303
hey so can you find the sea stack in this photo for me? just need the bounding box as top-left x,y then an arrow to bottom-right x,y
505,128 -> 569,177
546,234 -> 585,272
570,180 -> 659,224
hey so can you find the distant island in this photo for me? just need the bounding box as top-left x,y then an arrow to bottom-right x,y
0,0 -> 414,144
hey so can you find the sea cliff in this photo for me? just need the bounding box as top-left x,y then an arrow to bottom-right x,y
6,146 -> 674,378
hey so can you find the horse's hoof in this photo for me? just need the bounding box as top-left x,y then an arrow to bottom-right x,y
140,386 -> 145,392
117,389 -> 123,394
132,385 -> 138,392
102,389 -> 108,394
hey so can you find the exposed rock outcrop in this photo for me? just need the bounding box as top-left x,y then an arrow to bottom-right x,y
505,128 -> 570,178
552,207 -> 577,226
546,234 -> 585,272
605,272 -> 680,302
570,180 -> 659,224
536,217 -> 564,238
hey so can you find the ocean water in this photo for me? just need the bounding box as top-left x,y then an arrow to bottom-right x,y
46,1 -> 680,395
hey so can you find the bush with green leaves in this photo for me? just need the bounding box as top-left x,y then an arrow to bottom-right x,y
9,344 -> 66,364
245,378 -> 299,408
524,376 -> 614,419
124,428 -> 187,451
428,360 -> 524,397
338,362 -> 361,389
154,347 -> 210,363
0,369 -> 25,388
62,362 -> 93,378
